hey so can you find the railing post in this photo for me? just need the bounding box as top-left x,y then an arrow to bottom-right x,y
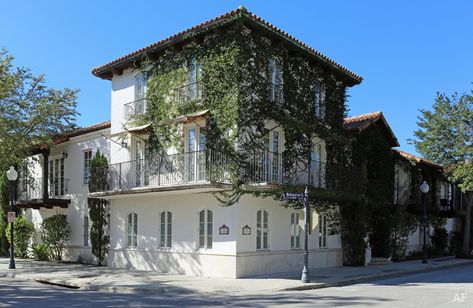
157,157 -> 161,186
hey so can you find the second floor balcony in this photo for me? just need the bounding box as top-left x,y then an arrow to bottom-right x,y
17,177 -> 70,201
89,150 -> 326,197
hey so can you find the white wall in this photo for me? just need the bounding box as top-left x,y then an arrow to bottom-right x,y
26,128 -> 111,262
108,191 -> 342,278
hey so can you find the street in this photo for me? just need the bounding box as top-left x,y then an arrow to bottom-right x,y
0,264 -> 472,307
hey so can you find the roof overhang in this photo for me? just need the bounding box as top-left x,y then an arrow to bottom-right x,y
92,7 -> 362,85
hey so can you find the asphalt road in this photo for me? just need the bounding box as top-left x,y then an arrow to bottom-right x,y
0,264 -> 472,307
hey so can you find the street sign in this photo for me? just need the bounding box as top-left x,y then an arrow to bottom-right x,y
282,192 -> 305,200
7,212 -> 16,223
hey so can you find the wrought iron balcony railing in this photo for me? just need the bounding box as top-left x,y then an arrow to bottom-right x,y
173,82 -> 204,105
124,98 -> 147,120
90,150 -> 326,194
17,177 -> 70,201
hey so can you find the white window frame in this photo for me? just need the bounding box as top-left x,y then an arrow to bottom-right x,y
159,211 -> 172,249
198,209 -> 213,250
256,209 -> 269,250
127,212 -> 138,248
318,213 -> 327,248
314,81 -> 325,120
268,57 -> 283,103
83,150 -> 93,185
290,212 -> 301,249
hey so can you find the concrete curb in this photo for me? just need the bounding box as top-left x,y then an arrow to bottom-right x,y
284,260 -> 473,291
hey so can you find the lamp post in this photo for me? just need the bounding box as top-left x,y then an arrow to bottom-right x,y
6,166 -> 18,269
420,180 -> 430,264
301,185 -> 310,283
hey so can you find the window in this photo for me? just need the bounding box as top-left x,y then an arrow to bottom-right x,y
188,56 -> 202,100
83,216 -> 89,246
127,213 -> 138,247
268,57 -> 283,103
49,158 -> 65,196
290,213 -> 300,249
186,127 -> 207,182
314,81 -> 325,120
134,140 -> 149,187
83,150 -> 92,184
310,143 -> 322,188
127,74 -> 147,119
262,130 -> 280,182
160,211 -> 172,248
199,210 -> 213,249
318,213 -> 327,248
257,210 -> 269,250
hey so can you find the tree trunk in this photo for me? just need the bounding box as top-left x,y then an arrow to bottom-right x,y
462,193 -> 473,255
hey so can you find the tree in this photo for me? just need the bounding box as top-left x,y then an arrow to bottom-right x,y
0,48 -> 79,171
88,151 -> 110,265
41,213 -> 71,261
412,89 -> 473,255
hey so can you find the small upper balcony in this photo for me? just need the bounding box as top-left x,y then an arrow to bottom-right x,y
89,150 -> 326,198
124,98 -> 147,120
16,177 -> 70,209
173,82 -> 205,106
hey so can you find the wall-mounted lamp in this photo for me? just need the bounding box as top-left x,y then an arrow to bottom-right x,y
62,151 -> 68,159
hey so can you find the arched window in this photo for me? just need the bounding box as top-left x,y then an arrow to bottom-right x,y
257,210 -> 269,250
199,210 -> 213,249
160,211 -> 172,248
127,213 -> 138,247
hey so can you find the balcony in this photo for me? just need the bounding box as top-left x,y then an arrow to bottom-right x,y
89,150 -> 326,197
124,98 -> 146,120
16,177 -> 70,209
173,82 -> 204,106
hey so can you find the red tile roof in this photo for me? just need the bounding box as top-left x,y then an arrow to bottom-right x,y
92,6 -> 362,84
393,149 -> 443,170
54,121 -> 111,144
344,111 -> 399,147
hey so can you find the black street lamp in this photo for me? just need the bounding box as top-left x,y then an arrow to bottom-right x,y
301,185 -> 310,283
6,166 -> 18,270
420,180 -> 430,264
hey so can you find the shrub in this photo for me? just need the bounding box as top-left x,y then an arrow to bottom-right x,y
431,226 -> 449,256
31,243 -> 50,261
5,215 -> 34,258
41,213 -> 71,261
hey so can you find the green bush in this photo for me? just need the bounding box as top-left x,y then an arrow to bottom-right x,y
431,226 -> 449,255
41,213 -> 71,261
31,243 -> 50,261
5,215 -> 34,258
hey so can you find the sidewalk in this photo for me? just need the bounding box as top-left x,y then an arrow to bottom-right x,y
1,256 -> 472,295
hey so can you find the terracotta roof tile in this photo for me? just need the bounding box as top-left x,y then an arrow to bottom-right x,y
393,149 -> 443,169
344,111 -> 399,147
92,6 -> 362,83
54,121 -> 111,144
344,111 -> 383,131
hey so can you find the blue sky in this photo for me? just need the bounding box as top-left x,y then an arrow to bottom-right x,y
1,0 -> 472,155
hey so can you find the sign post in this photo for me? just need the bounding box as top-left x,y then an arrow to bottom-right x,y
282,187 -> 310,283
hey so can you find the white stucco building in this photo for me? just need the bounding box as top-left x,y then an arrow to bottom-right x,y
16,6 -> 458,278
